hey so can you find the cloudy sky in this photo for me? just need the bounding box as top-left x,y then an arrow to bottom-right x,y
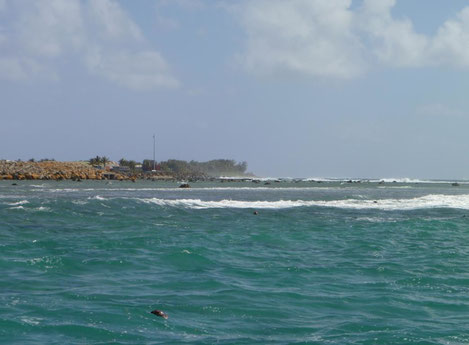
2,0 -> 469,178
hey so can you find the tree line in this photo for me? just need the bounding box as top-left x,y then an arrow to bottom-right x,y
88,156 -> 249,176
89,156 -> 110,166
142,159 -> 248,176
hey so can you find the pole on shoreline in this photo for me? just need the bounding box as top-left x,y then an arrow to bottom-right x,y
152,134 -> 156,172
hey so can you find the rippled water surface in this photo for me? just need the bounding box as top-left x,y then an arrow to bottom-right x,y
2,180 -> 469,344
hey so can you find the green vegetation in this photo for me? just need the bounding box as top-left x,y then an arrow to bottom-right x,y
143,159 -> 248,177
88,156 -> 251,177
119,158 -> 138,170
89,156 -> 110,166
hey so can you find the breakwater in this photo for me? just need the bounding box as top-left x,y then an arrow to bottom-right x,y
0,161 -> 134,181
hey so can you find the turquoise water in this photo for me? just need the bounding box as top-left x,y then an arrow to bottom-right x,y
2,180 -> 469,344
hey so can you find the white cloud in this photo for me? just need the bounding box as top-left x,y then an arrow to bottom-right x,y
359,0 -> 429,67
0,57 -> 57,81
86,0 -> 142,42
236,0 -> 469,78
238,0 -> 364,79
430,7 -> 469,68
16,0 -> 84,58
0,0 -> 178,90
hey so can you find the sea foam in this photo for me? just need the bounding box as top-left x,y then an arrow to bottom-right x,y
139,194 -> 469,210
6,200 -> 29,206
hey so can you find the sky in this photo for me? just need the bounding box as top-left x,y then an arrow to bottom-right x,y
2,0 -> 469,178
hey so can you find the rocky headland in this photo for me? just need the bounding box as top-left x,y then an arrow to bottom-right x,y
0,161 -> 138,181
0,159 -> 253,181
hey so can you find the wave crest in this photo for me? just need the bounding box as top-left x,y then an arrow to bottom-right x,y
6,200 -> 29,206
138,194 -> 469,210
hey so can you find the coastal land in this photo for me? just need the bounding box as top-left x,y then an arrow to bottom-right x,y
0,159 -> 251,181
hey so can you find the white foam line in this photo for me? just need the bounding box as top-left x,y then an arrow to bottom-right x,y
87,195 -> 108,200
40,186 -> 359,193
138,194 -> 469,210
304,177 -> 469,184
6,200 -> 29,206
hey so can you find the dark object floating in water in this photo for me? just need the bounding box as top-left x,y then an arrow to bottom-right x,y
179,183 -> 191,188
264,182 -> 271,185
373,201 -> 378,204
12,183 -> 17,186
151,310 -> 168,319
253,211 -> 259,215
452,182 -> 460,187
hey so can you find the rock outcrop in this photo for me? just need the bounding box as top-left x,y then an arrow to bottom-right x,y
0,161 -> 132,181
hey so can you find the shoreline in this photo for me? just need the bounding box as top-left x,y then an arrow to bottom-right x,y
0,160 -> 162,181
0,160 -> 252,182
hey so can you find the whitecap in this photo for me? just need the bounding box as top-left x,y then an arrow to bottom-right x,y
377,186 -> 412,189
137,194 -> 469,211
47,188 -> 81,192
303,177 -> 360,182
21,317 -> 42,325
372,177 -> 469,184
372,177 -> 428,183
33,206 -> 51,212
6,200 -> 29,206
118,186 -> 333,192
88,195 -> 108,200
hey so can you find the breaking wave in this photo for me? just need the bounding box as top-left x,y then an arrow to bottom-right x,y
138,194 -> 469,210
6,200 -> 29,206
87,195 -> 108,200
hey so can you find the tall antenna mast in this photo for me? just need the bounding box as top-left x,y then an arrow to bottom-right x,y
153,134 -> 156,171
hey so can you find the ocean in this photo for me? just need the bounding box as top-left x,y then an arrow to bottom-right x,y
2,179 -> 469,344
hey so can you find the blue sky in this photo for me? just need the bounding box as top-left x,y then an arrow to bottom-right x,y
2,0 -> 469,178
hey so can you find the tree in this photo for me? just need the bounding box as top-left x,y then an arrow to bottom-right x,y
148,159 -> 249,176
101,156 -> 109,168
142,160 -> 153,171
119,158 -> 137,170
89,156 -> 102,165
